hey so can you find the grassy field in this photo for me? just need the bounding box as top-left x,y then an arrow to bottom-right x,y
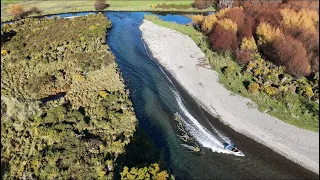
144,14 -> 319,132
1,0 -> 215,21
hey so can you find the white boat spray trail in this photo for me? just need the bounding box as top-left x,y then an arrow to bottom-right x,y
172,88 -> 239,155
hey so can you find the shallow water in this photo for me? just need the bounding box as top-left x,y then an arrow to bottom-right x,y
1,11 -> 318,179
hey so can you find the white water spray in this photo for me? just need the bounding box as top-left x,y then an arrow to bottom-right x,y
172,89 -> 237,155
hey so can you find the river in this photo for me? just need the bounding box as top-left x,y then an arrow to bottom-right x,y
1,11 -> 318,179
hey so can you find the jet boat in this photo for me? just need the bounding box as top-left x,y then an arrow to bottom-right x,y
223,143 -> 245,157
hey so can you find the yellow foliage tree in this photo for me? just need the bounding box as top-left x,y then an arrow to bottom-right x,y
240,36 -> 258,52
191,14 -> 204,28
216,8 -> 231,19
217,18 -> 237,33
256,22 -> 283,45
201,14 -> 218,34
280,8 -> 318,35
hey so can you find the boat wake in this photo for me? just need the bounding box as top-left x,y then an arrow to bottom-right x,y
140,36 -> 244,156
172,89 -> 244,156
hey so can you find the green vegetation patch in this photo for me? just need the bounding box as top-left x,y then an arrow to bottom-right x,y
1,13 -> 137,179
1,0 -> 215,22
144,14 -> 319,132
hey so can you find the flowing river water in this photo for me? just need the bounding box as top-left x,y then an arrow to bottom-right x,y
2,11 -> 318,179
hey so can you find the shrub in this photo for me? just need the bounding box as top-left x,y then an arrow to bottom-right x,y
280,8 -> 319,72
201,14 -> 218,34
29,6 -> 42,14
94,0 -> 108,11
7,4 -> 24,19
191,14 -> 205,29
217,18 -> 237,33
209,25 -> 238,52
281,0 -> 319,11
191,0 -> 214,9
236,50 -> 252,65
238,15 -> 254,38
240,36 -> 257,52
152,4 -> 191,9
303,85 -> 314,99
280,8 -> 318,35
266,35 -> 311,77
218,7 -> 245,31
310,50 -> 319,72
264,85 -> 278,96
256,22 -> 282,45
248,82 -> 260,93
242,2 -> 282,28
120,164 -> 170,180
216,8 -> 230,19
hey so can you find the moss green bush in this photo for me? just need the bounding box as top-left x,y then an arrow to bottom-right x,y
1,13 -> 137,179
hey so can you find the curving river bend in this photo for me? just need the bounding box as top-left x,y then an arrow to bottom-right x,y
2,11 -> 318,179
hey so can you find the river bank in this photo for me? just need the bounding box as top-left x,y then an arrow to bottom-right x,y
1,0 -> 214,22
139,20 -> 319,174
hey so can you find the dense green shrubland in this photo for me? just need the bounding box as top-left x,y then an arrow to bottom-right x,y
1,13 -> 137,179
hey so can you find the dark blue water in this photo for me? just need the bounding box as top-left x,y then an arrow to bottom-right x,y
1,12 -> 318,179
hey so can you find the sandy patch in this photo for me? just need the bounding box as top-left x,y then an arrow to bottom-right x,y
140,20 -> 319,174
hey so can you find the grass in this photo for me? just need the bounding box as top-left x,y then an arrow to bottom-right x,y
1,0 -> 215,22
144,14 -> 319,132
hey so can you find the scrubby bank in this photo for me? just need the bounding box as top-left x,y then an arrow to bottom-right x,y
1,13 -> 137,179
145,12 -> 318,132
190,2 -> 319,131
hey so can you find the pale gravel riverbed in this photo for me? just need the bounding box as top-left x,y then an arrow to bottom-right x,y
140,19 -> 319,174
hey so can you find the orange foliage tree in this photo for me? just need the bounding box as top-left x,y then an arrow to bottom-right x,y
209,24 -> 238,53
265,35 -> 311,77
7,4 -> 24,19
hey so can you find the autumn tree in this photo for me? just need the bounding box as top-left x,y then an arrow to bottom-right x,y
240,36 -> 257,52
217,18 -> 237,33
256,22 -> 283,46
191,14 -> 205,30
7,4 -> 24,20
280,8 -> 319,72
218,7 -> 245,31
264,35 -> 311,77
201,14 -> 218,34
209,26 -> 238,53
